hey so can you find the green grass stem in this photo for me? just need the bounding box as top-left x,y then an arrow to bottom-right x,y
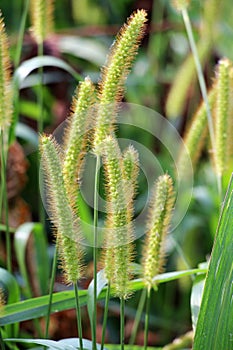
129,289 -> 147,345
74,282 -> 83,350
120,297 -> 125,350
181,9 -> 219,193
92,155 -> 100,350
144,289 -> 151,350
14,0 -> 30,68
45,241 -> 58,339
101,283 -> 111,350
0,328 -> 5,350
0,131 -> 11,273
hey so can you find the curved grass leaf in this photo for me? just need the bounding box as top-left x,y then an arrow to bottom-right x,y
6,337 -> 105,350
87,269 -> 108,330
0,268 -> 20,337
105,346 -> 162,350
13,56 -> 82,88
193,174 -> 233,349
0,268 -> 206,326
14,222 -> 49,297
15,123 -> 38,147
57,36 -> 107,66
190,273 -> 206,331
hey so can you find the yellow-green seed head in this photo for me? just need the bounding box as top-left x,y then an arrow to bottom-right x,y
122,145 -> 139,196
178,86 -> 216,173
40,134 -> 83,283
142,174 -> 175,291
214,58 -> 232,177
93,10 -> 147,154
30,0 -> 54,43
0,13 -> 12,130
227,67 -> 233,163
103,136 -> 134,298
171,0 -> 191,12
63,77 -> 95,214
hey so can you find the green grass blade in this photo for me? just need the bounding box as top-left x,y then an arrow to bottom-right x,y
193,174 -> 233,349
0,268 -> 206,326
6,337 -> 106,349
14,222 -> 49,297
87,269 -> 108,331
105,346 -> 162,350
0,268 -> 20,337
0,290 -> 87,326
13,56 -> 82,88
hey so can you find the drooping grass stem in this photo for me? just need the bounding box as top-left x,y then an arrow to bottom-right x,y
74,282 -> 83,350
120,297 -> 125,350
14,0 -> 30,68
38,41 -> 44,134
144,289 -> 151,350
45,240 -> 58,339
0,131 -> 11,273
181,8 -> 219,192
129,289 -> 147,345
0,328 -> 5,350
92,155 -> 100,350
101,283 -> 111,350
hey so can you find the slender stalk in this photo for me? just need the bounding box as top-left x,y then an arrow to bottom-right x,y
74,282 -> 83,350
181,9 -> 218,192
129,288 -> 147,345
0,131 -> 11,273
92,155 -> 100,350
0,328 -> 5,350
144,289 -> 151,350
120,297 -> 125,350
14,0 -> 30,68
101,283 -> 111,350
45,241 -> 59,339
38,41 -> 44,134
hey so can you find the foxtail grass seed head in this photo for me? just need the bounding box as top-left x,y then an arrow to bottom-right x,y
227,67 -> 233,162
63,77 -> 95,214
0,13 -> 12,130
122,145 -> 139,194
178,86 -> 216,174
30,0 -> 54,43
171,0 -> 191,12
142,175 -> 175,291
40,134 -> 83,283
93,9 -> 147,154
103,136 -> 134,298
215,58 -> 232,177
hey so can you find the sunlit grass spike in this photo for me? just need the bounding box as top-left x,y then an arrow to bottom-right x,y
215,58 -> 232,177
93,9 -> 147,154
30,0 -> 54,43
0,13 -> 12,130
171,0 -> 190,11
178,86 -> 216,173
63,77 -> 95,215
142,174 -> 175,291
103,136 -> 134,299
39,134 -> 83,284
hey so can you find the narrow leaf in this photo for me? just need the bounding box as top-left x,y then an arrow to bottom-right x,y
193,174 -> 233,349
0,268 -> 206,325
13,56 -> 82,88
87,269 -> 108,329
14,222 -> 49,297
